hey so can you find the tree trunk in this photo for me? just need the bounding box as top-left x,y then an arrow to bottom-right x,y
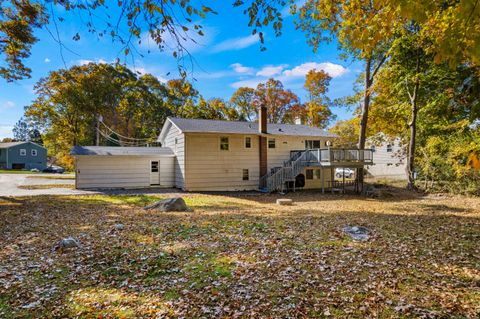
357,57 -> 373,189
406,53 -> 421,190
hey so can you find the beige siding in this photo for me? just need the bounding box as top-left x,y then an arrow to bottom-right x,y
184,133 -> 259,191
161,123 -> 185,188
302,167 -> 334,189
75,155 -> 174,189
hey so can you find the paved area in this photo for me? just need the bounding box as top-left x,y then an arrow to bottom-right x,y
0,173 -> 191,197
0,173 -> 94,197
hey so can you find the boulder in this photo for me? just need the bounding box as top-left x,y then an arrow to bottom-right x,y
343,226 -> 370,241
276,199 -> 293,206
144,197 -> 191,212
57,237 -> 80,249
113,223 -> 125,231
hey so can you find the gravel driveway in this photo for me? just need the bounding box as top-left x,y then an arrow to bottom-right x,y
0,173 -> 94,197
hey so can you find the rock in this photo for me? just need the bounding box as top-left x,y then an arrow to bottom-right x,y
276,199 -> 293,206
57,237 -> 80,249
113,223 -> 125,230
144,197 -> 191,212
22,301 -> 41,309
343,226 -> 370,241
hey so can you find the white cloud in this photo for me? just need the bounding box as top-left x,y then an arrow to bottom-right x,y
44,58 -> 51,63
282,62 -> 348,78
0,124 -> 14,139
1,101 -> 15,109
256,64 -> 288,77
212,34 -> 259,53
230,63 -> 254,74
77,58 -> 107,66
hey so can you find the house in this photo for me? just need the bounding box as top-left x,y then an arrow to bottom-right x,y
365,137 -> 407,179
72,106 -> 373,191
0,141 -> 47,170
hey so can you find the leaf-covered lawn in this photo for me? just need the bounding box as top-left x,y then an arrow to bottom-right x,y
0,192 -> 479,318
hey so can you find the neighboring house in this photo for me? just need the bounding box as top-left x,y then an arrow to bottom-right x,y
365,137 -> 407,179
0,141 -> 47,170
71,107 -> 373,191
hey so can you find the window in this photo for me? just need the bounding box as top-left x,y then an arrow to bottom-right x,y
371,145 -> 376,152
151,161 -> 159,172
220,137 -> 229,150
305,140 -> 321,149
314,169 -> 321,179
386,144 -> 393,152
242,169 -> 249,181
306,169 -> 314,180
245,137 -> 252,149
268,138 -> 276,149
31,149 -> 37,156
19,149 -> 26,156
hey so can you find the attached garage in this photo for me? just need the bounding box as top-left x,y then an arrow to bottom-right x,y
71,146 -> 175,189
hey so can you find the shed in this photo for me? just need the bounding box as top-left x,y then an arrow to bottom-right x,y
0,141 -> 47,170
71,146 -> 175,189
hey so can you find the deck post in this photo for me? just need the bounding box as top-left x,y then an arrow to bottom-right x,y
331,167 -> 334,194
322,167 -> 325,194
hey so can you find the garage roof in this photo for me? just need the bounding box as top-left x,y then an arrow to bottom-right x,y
165,117 -> 337,137
71,146 -> 175,156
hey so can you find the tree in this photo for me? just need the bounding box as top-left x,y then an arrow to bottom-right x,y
166,79 -> 199,117
12,117 -> 43,144
304,69 -> 334,128
329,118 -> 359,148
0,1 -> 47,81
24,62 -> 174,169
230,87 -> 257,121
254,78 -> 302,124
1,1 -> 216,81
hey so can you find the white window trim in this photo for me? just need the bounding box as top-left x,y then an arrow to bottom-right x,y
19,149 -> 26,156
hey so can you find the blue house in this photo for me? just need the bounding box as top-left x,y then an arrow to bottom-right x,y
0,142 -> 47,170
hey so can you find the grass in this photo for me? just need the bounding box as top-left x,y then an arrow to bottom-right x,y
0,169 -> 41,174
26,175 -> 75,180
17,184 -> 74,190
0,191 -> 479,318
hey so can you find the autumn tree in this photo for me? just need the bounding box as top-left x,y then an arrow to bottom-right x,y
254,78 -> 302,124
329,118 -> 359,148
24,62 -> 173,168
0,0 -> 216,81
230,87 -> 257,121
304,69 -> 334,128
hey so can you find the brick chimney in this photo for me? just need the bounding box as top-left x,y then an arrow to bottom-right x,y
259,105 -> 268,178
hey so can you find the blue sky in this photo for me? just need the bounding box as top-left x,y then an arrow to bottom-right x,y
0,2 -> 362,139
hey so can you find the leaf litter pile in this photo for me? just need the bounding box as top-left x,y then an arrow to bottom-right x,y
0,192 -> 479,318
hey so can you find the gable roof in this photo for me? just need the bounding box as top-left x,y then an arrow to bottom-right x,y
0,141 -> 46,149
160,117 -> 337,140
70,146 -> 175,156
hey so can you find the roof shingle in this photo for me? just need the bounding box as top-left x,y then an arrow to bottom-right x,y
71,146 -> 175,156
167,117 -> 337,137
